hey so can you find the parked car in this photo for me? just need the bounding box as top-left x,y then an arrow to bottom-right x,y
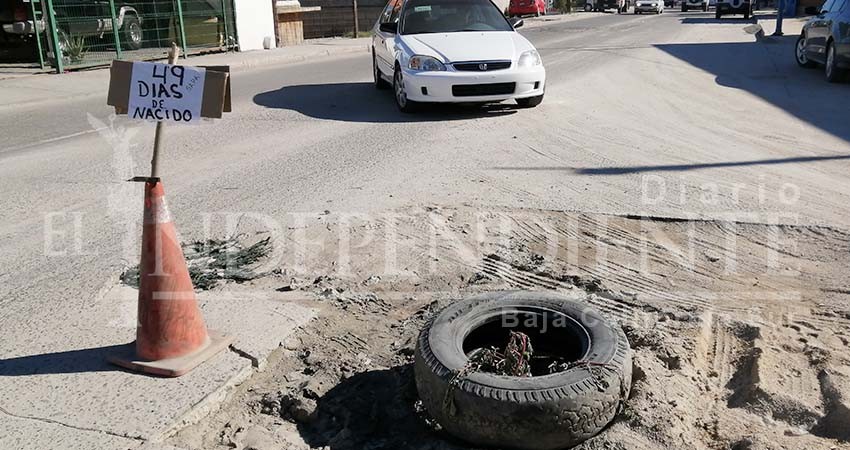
1,0 -> 40,46
715,0 -> 752,17
56,0 -> 144,50
585,0 -> 630,12
509,0 -> 548,16
635,0 -> 665,13
795,0 -> 850,82
1,0 -> 143,53
664,0 -> 677,7
372,0 -> 546,112
681,0 -> 708,11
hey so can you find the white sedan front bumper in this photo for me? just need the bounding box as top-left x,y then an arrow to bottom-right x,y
402,65 -> 546,103
635,3 -> 662,11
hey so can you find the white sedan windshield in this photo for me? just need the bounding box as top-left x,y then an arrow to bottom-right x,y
400,0 -> 514,34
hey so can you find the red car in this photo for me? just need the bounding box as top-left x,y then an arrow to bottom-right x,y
508,0 -> 547,16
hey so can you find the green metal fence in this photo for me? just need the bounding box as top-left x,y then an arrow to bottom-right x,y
40,0 -> 236,73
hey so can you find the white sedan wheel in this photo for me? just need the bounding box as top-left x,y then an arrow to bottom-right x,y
394,69 -> 407,108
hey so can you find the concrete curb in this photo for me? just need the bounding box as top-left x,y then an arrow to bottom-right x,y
521,11 -> 606,29
750,14 -> 808,42
220,43 -> 371,73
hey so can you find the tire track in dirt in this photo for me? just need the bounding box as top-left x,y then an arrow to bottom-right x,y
479,255 -> 640,325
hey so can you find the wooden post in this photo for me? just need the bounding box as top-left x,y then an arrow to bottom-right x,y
272,0 -> 281,47
353,0 -> 359,38
151,43 -> 180,180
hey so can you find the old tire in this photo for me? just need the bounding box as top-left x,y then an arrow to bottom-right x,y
414,291 -> 633,450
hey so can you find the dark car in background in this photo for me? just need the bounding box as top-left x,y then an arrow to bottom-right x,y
681,0 -> 708,11
715,0 -> 752,18
1,0 -> 39,46
53,0 -> 144,50
796,0 -> 850,82
585,0 -> 630,12
509,0 -> 548,16
1,0 -> 143,52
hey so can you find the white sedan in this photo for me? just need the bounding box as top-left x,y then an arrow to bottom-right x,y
635,0 -> 665,12
372,0 -> 546,112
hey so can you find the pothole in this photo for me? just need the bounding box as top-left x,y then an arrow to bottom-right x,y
120,235 -> 272,290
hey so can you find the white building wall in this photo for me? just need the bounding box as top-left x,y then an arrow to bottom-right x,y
233,0 -> 276,51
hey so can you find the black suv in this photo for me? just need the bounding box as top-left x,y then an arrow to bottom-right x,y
796,0 -> 850,82
715,0 -> 752,18
585,0 -> 630,12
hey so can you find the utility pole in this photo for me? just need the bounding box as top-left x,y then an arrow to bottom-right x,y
353,0 -> 359,38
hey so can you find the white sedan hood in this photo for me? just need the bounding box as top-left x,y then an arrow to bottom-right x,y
400,31 -> 534,63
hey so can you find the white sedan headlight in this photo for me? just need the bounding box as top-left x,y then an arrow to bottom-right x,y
408,55 -> 446,72
518,50 -> 542,68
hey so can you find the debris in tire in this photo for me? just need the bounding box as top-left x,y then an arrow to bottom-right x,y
414,291 -> 633,450
467,330 -> 535,377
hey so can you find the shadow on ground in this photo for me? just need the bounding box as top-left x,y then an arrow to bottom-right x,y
492,154 -> 850,174
0,345 -> 125,376
297,365 -> 465,450
679,17 -> 755,24
253,82 -> 520,123
654,37 -> 850,143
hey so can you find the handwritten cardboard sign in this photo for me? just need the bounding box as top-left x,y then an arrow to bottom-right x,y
107,60 -> 231,120
128,62 -> 205,123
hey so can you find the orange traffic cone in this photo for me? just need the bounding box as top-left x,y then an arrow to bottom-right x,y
109,181 -> 233,377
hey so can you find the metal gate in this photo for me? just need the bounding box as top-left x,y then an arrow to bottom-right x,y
31,0 -> 236,73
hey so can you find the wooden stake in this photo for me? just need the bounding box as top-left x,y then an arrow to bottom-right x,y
150,43 -> 180,180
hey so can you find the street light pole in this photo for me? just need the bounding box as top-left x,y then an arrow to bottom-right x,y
353,0 -> 360,38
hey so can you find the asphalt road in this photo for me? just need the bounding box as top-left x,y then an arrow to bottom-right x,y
3,8 -> 850,326
1,10 -> 850,444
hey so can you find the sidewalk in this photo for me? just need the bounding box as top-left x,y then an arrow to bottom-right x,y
522,11 -> 606,29
752,13 -> 807,39
0,37 -> 370,111
0,282 -> 316,450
